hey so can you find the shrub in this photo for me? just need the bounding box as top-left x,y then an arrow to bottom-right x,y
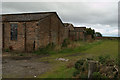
79,73 -> 88,78
115,58 -> 120,67
46,43 -> 55,49
73,59 -> 89,77
86,58 -> 94,60
62,39 -> 70,47
75,59 -> 85,70
92,72 -> 108,78
34,47 -> 49,54
81,67 -> 85,72
73,70 -> 80,77
92,72 -> 102,78
34,43 -> 55,55
83,61 -> 88,70
19,54 -> 24,56
4,49 -> 10,52
98,55 -> 110,64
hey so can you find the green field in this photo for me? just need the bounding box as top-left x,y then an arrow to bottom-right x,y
38,40 -> 118,78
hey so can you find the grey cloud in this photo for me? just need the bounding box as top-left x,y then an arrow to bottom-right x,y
2,2 -> 118,36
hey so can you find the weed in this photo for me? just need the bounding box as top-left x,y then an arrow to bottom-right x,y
62,39 -> 70,47
92,72 -> 102,78
34,43 -> 56,55
75,59 -> 85,70
73,70 -> 80,77
4,49 -> 10,52
98,55 -> 110,64
46,43 -> 55,49
79,73 -> 88,78
92,72 -> 108,78
19,54 -> 24,56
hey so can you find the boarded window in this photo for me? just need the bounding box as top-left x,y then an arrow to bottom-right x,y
11,23 -> 18,40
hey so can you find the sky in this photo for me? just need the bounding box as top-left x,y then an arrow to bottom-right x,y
1,0 -> 119,37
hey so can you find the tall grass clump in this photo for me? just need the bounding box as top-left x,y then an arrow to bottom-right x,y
61,39 -> 71,48
59,40 -> 102,54
34,43 -> 56,55
98,54 -> 110,64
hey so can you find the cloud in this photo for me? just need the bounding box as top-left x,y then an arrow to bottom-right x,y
2,2 -> 118,37
2,0 -> 119,2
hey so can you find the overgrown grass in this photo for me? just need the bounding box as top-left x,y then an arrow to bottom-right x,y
58,40 -> 102,54
34,40 -> 102,56
39,64 -> 76,78
34,43 -> 56,55
38,40 -> 118,78
82,40 -> 118,59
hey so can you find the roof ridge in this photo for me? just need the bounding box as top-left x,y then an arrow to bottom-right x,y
2,12 -> 56,16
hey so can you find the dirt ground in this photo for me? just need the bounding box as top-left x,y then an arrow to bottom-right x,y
2,52 -> 52,78
2,52 -> 88,78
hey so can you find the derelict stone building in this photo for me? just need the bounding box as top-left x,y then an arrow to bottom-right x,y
2,12 -> 66,52
64,23 -> 74,39
69,27 -> 86,41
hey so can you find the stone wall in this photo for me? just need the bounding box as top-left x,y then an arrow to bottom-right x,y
69,27 -> 86,41
69,30 -> 85,41
3,22 -> 25,51
86,35 -> 92,41
25,21 -> 36,52
36,16 -> 50,48
2,13 -> 66,52
64,23 -> 74,40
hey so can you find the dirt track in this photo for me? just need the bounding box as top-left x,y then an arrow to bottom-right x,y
2,52 -> 88,78
2,53 -> 51,78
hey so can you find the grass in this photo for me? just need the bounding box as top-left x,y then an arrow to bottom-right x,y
82,40 -> 118,59
36,40 -> 118,78
40,64 -> 75,78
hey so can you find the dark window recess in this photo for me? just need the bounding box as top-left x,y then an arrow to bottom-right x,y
11,24 -> 18,40
33,41 -> 35,50
2,23 -> 4,48
36,23 -> 38,26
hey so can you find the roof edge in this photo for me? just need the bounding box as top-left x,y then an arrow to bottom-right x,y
1,12 -> 57,16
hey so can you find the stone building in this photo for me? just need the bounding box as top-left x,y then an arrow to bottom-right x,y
64,23 -> 74,31
69,27 -> 86,41
2,12 -> 65,52
64,23 -> 74,39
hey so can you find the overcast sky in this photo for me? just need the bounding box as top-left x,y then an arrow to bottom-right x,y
1,1 -> 118,37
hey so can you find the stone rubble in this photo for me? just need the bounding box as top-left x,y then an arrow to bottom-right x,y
56,58 -> 69,62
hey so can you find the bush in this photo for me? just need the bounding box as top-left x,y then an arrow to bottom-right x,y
19,54 -> 24,56
73,59 -> 89,78
75,59 -> 85,70
46,43 -> 55,49
34,43 -> 55,55
92,72 -> 108,78
62,39 -> 70,47
92,72 -> 102,78
34,47 -> 49,54
81,67 -> 85,72
73,70 -> 80,77
79,73 -> 88,78
4,49 -> 10,52
86,57 -> 94,60
115,58 -> 120,67
98,55 -> 110,64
